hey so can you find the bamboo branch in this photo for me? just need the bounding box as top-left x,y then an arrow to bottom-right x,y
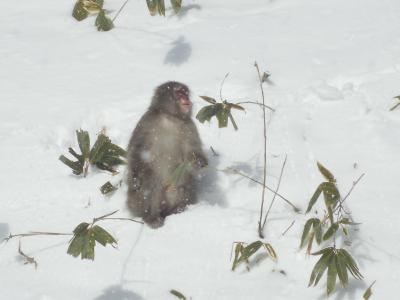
235,101 -> 275,112
223,167 -> 300,212
112,0 -> 130,22
254,61 -> 268,239
262,155 -> 287,229
4,231 -> 72,242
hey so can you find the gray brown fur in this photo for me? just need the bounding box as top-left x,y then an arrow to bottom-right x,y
127,82 -> 207,228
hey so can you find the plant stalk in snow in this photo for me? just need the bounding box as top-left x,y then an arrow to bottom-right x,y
254,62 -> 268,239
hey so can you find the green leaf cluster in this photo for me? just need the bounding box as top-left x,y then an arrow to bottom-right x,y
301,163 -> 360,253
306,162 -> 340,214
72,0 -> 114,32
59,129 -> 127,177
300,218 -> 323,251
309,247 -> 363,295
231,241 -> 277,271
196,96 -> 244,131
67,222 -> 117,260
146,0 -> 183,16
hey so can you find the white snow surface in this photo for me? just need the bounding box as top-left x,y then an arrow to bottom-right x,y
1,0 -> 400,299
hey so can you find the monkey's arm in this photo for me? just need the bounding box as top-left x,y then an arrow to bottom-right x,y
184,121 -> 208,169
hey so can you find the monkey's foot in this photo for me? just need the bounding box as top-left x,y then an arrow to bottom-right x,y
144,216 -> 165,229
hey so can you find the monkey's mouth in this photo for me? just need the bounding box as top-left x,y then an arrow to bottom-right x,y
178,93 -> 192,110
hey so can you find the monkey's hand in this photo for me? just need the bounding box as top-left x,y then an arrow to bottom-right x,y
191,152 -> 208,169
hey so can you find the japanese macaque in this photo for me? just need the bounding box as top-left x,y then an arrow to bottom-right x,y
127,82 -> 208,228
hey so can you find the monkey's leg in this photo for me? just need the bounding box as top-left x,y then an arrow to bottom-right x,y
127,188 -> 146,218
165,182 -> 197,215
142,186 -> 166,228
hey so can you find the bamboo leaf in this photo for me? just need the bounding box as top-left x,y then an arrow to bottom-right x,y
106,143 -> 127,157
263,243 -> 277,261
327,255 -> 338,295
170,289 -> 186,300
335,254 -> 348,287
306,231 -> 315,254
82,0 -> 102,13
311,247 -> 334,256
314,222 -> 323,245
317,162 -> 336,183
339,217 -> 361,225
90,134 -> 110,163
390,102 -> 400,111
76,130 -> 90,159
232,243 -> 244,271
67,233 -> 85,258
342,227 -> 348,236
100,155 -> 126,167
72,1 -> 89,21
68,147 -> 83,162
199,95 -> 217,104
216,107 -> 229,128
323,223 -> 339,241
300,218 -> 315,248
100,181 -> 118,195
227,103 -> 245,111
158,0 -> 166,16
67,222 -> 90,259
363,281 -> 376,300
321,182 -> 340,207
95,9 -> 114,32
59,155 -> 83,175
95,162 -> 117,174
165,162 -> 191,188
91,225 -> 117,247
306,185 -> 323,213
73,222 -> 90,235
240,241 -> 263,261
339,249 -> 363,279
80,232 -> 95,260
196,105 -> 221,123
308,250 -> 333,287
170,0 -> 183,14
146,0 -> 158,15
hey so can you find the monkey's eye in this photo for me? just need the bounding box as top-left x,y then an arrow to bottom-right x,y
175,88 -> 189,102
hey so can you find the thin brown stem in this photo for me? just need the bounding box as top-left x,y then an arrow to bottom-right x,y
262,155 -> 287,229
112,0 -> 130,22
254,61 -> 268,239
219,73 -> 230,101
18,241 -> 38,268
100,217 -> 144,224
4,231 -> 72,242
92,210 -> 119,224
341,173 -> 365,204
223,167 -> 300,212
210,146 -> 219,157
390,102 -> 400,111
92,210 -> 144,225
333,173 -> 365,216
281,220 -> 295,236
235,101 -> 275,112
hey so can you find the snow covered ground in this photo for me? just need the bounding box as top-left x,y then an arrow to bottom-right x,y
1,0 -> 400,299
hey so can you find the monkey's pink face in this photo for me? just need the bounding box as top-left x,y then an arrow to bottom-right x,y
175,87 -> 192,115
